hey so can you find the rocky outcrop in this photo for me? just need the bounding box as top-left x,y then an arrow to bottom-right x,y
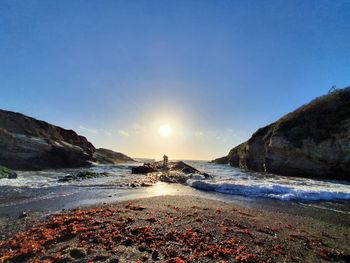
93,148 -> 134,164
132,161 -> 201,174
213,87 -> 350,180
131,163 -> 157,174
132,161 -> 211,185
58,171 -> 111,182
211,156 -> 228,165
0,109 -> 95,170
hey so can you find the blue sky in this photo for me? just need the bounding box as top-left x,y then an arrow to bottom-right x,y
1,0 -> 349,159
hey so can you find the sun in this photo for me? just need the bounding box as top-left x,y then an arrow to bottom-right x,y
159,124 -> 172,137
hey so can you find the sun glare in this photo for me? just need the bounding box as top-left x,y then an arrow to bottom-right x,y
159,124 -> 172,137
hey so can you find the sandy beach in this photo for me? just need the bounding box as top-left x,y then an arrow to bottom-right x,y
1,195 -> 349,262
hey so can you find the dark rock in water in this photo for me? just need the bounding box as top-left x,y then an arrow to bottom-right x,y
182,167 -> 196,173
212,86 -> 350,180
171,161 -> 200,174
7,171 -> 17,179
58,171 -> 110,182
18,211 -> 27,219
93,148 -> 135,164
0,166 -> 17,179
76,171 -> 109,179
58,175 -> 75,182
132,161 -> 210,185
132,163 -> 157,174
203,173 -> 211,179
0,109 -> 95,170
132,161 -> 200,175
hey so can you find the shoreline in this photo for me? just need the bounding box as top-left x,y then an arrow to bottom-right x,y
1,195 -> 349,262
1,182 -> 350,226
1,160 -> 350,224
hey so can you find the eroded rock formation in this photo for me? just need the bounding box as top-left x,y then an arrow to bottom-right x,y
213,87 -> 350,180
0,109 -> 95,170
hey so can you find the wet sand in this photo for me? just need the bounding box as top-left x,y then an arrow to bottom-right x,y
0,195 -> 349,262
1,182 -> 349,226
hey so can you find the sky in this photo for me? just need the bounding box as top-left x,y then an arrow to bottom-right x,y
1,0 -> 349,160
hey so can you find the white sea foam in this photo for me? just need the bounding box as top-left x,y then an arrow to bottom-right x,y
0,171 -> 62,188
0,163 -> 142,189
186,162 -> 350,201
1,161 -> 349,202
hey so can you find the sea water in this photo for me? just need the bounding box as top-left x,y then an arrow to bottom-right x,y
186,161 -> 350,201
0,161 -> 349,217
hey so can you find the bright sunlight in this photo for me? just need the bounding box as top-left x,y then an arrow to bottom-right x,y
159,124 -> 172,137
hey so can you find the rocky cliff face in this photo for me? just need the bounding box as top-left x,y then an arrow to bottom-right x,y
93,148 -> 134,164
0,109 -> 95,170
213,87 -> 350,180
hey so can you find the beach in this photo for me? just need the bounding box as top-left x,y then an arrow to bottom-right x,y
1,194 -> 349,262
1,162 -> 350,262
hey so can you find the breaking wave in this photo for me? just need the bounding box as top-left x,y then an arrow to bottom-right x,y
186,163 -> 350,201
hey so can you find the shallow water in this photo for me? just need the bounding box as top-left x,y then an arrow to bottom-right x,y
0,161 -> 349,218
186,161 -> 350,201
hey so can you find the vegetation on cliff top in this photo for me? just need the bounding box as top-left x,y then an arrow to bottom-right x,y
272,86 -> 350,147
236,86 -> 349,150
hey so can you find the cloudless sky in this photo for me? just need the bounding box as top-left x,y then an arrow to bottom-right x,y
1,0 -> 349,159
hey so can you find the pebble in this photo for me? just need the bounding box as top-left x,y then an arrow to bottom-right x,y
93,255 -> 110,261
152,250 -> 159,261
69,248 -> 87,259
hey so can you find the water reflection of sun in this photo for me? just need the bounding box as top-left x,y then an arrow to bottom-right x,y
146,182 -> 181,196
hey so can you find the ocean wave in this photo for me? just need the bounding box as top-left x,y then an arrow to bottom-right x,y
187,179 -> 350,201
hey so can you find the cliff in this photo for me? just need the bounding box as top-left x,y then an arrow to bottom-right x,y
213,87 -> 350,180
93,148 -> 135,164
0,109 -> 95,170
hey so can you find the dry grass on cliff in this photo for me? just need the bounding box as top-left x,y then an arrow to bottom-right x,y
275,86 -> 350,146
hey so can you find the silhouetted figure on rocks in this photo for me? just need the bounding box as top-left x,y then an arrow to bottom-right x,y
163,155 -> 168,167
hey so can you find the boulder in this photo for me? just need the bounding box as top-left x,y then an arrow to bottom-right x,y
171,161 -> 200,174
76,171 -> 109,179
131,161 -> 211,185
132,161 -> 201,175
0,165 -> 17,179
58,171 -> 110,182
212,87 -> 350,180
131,163 -> 157,174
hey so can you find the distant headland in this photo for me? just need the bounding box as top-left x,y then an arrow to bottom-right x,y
213,86 -> 350,181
